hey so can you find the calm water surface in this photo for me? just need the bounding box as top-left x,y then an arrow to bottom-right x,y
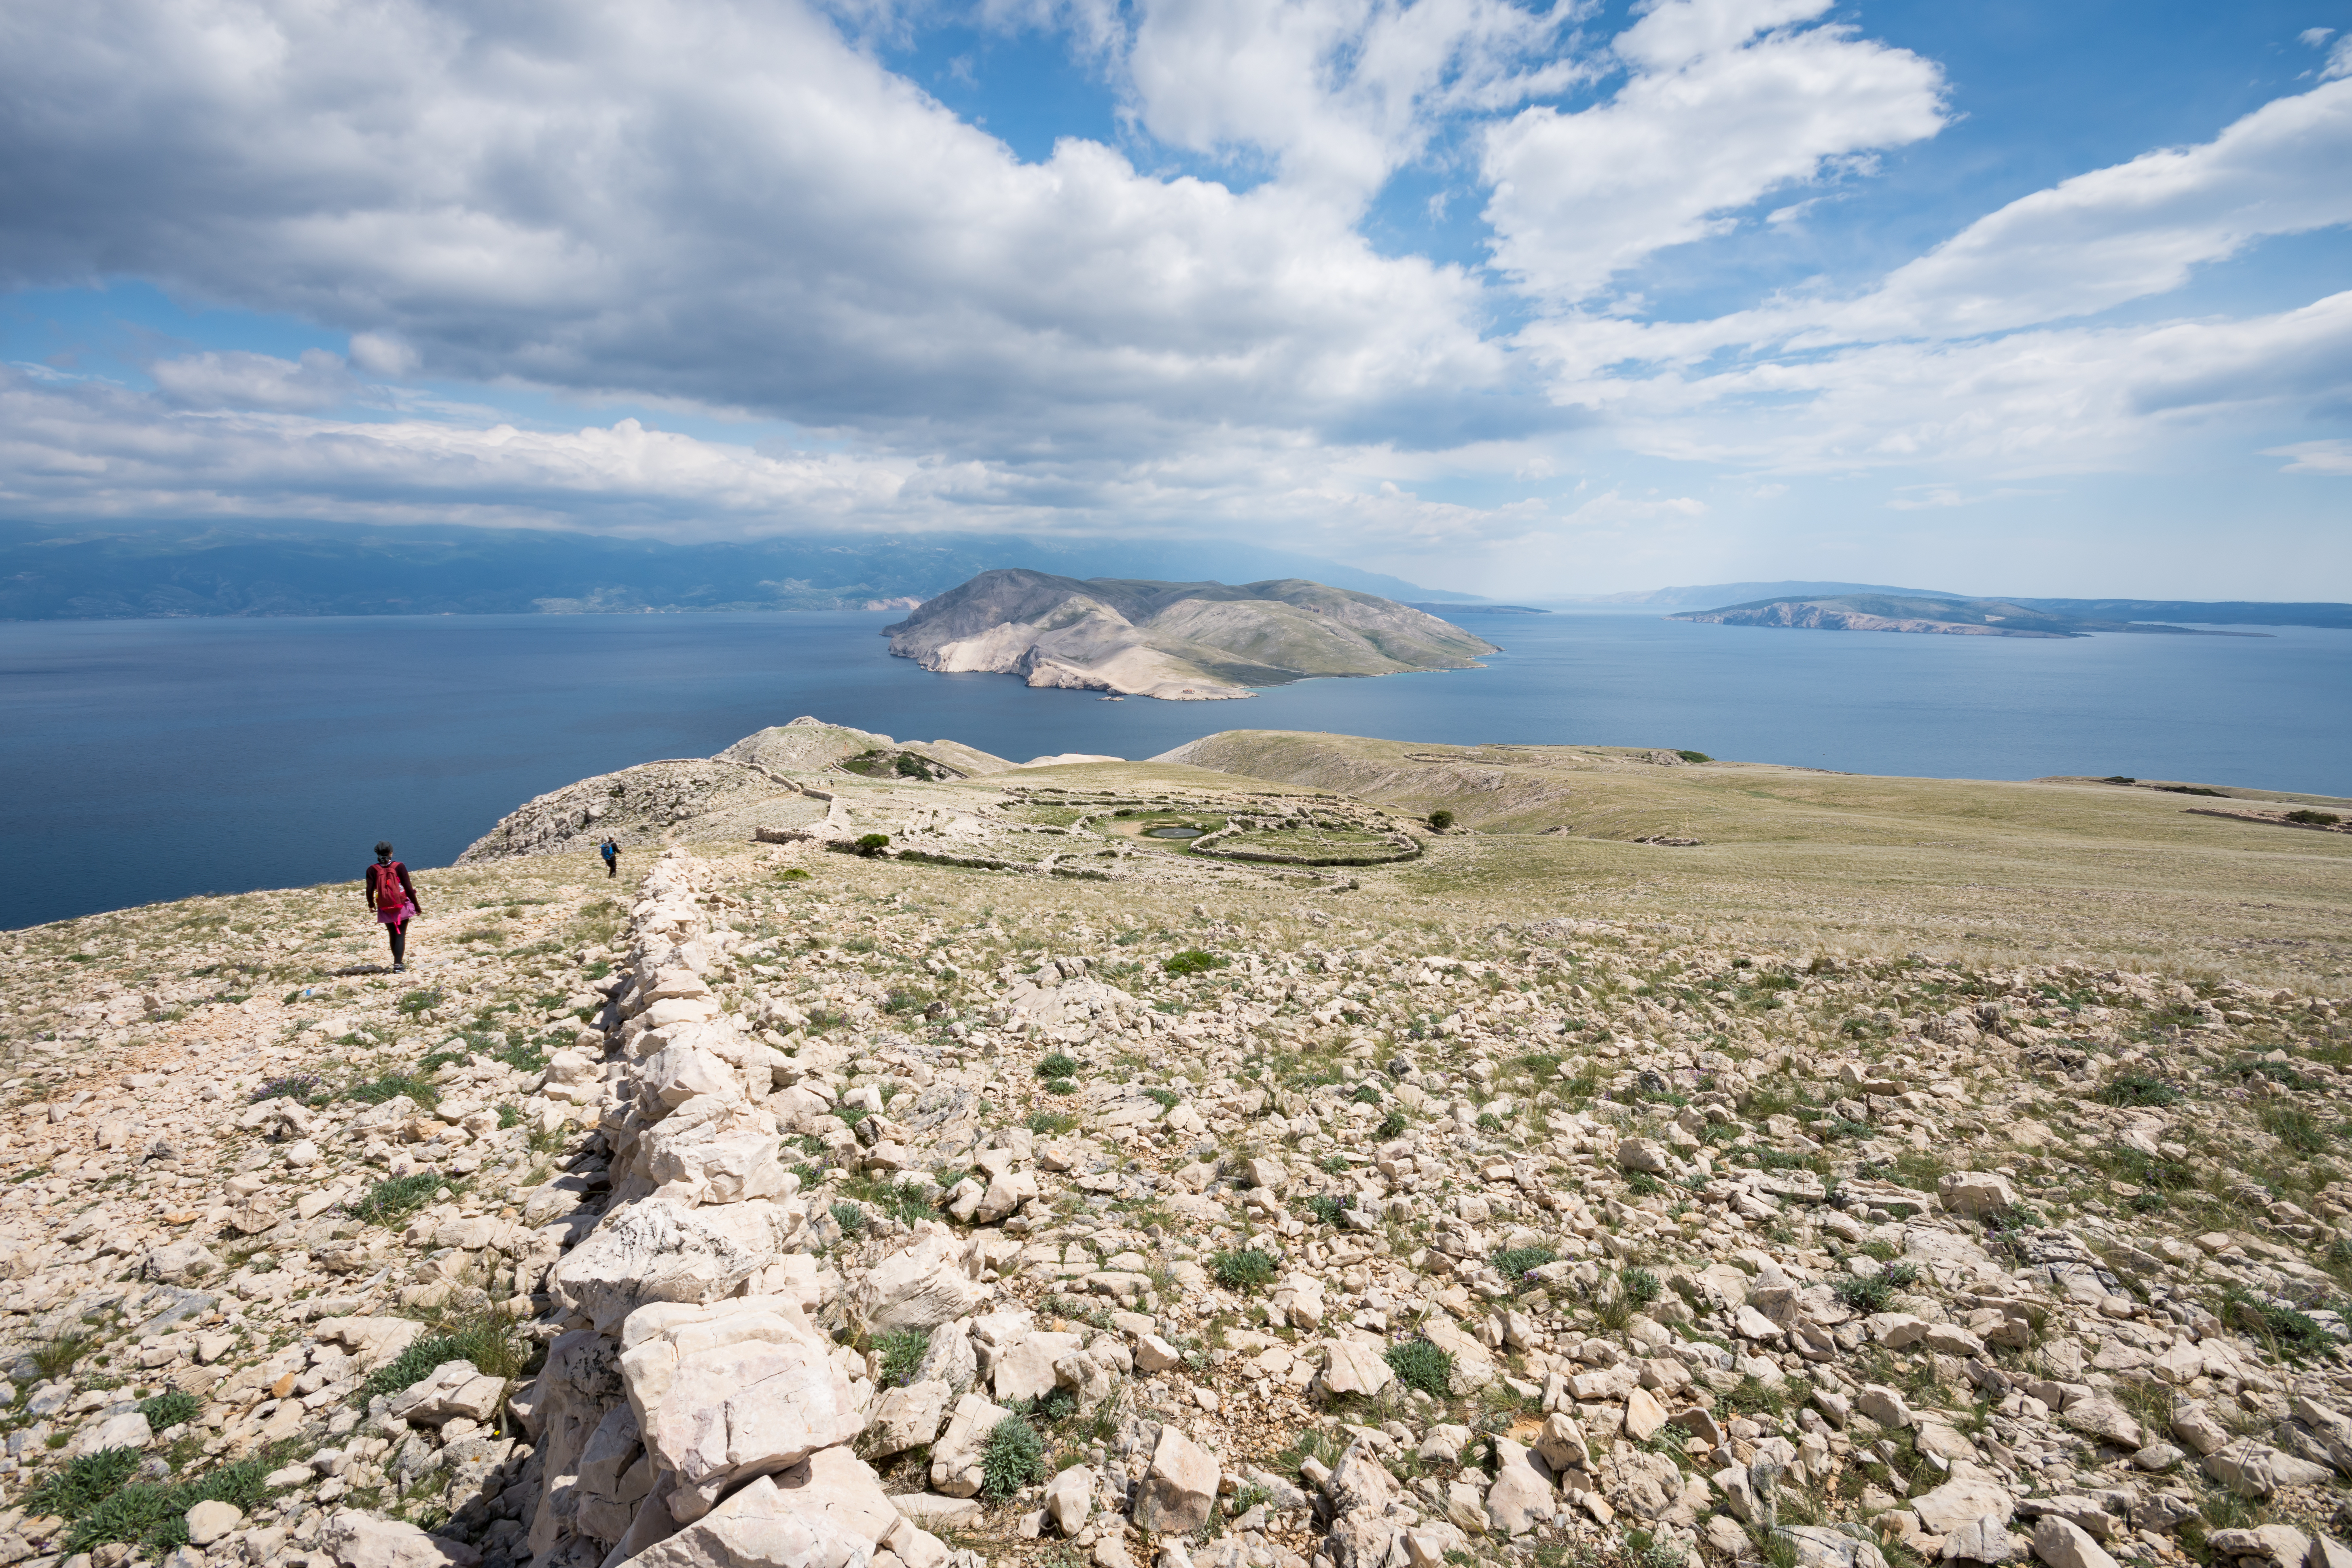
4,610 -> 2346,930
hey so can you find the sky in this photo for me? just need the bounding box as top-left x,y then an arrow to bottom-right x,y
1,0 -> 2348,600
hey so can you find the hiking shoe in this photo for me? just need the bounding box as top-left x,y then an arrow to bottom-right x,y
393,962 -> 406,973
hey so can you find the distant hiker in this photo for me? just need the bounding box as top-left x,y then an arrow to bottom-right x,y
600,837 -> 620,878
365,841 -> 423,972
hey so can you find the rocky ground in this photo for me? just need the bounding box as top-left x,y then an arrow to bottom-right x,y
5,753 -> 2352,1568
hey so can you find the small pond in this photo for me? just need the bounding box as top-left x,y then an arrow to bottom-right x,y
1144,825 -> 1205,839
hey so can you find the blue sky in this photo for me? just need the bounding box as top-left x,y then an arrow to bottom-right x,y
2,0 -> 2347,599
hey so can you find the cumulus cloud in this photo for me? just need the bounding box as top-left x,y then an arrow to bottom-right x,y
1480,0 -> 1946,300
149,349 -> 359,411
0,0 -> 1512,455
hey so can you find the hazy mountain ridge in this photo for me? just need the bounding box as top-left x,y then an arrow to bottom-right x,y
883,568 -> 1500,700
1671,592 -> 2297,638
0,521 -> 1454,620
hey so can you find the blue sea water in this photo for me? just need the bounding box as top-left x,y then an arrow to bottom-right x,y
3,609 -> 2348,931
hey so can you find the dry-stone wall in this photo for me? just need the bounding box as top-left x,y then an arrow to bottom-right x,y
516,849 -> 982,1568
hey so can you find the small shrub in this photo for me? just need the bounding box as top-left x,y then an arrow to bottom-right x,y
30,1329 -> 97,1380
1376,1110 -> 1408,1139
1143,1087 -> 1179,1110
347,1071 -> 436,1107
1211,1248 -> 1277,1292
877,1328 -> 931,1387
1044,1077 -> 1077,1096
137,1391 -> 201,1430
2097,1071 -> 2182,1108
1385,1339 -> 1453,1397
1676,750 -> 1712,764
1025,1110 -> 1079,1136
1305,1195 -> 1345,1226
1626,1170 -> 1663,1197
350,1172 -> 443,1227
2286,810 -> 2343,826
24,1446 -> 140,1518
1834,1274 -> 1895,1313
830,1201 -> 868,1236
1491,1245 -> 1558,1280
248,1074 -> 324,1105
396,988 -> 445,1016
1036,1051 -> 1080,1079
1164,949 -> 1229,976
2229,1295 -> 2337,1362
1350,1083 -> 1382,1105
2130,1190 -> 2168,1213
1621,1267 -> 1661,1304
1427,809 -> 1455,832
980,1415 -> 1044,1499
853,834 -> 891,856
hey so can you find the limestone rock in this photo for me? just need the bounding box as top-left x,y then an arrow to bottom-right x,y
318,1511 -> 483,1568
550,1196 -> 796,1333
1137,1424 -> 1219,1536
855,1225 -> 991,1333
1045,1464 -> 1096,1535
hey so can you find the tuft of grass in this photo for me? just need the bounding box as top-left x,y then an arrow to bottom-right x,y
30,1329 -> 97,1381
1036,1051 -> 1080,1079
347,1071 -> 436,1107
396,988 -> 445,1016
2097,1071 -> 2183,1108
23,1447 -> 142,1519
356,1313 -> 526,1404
137,1391 -> 201,1430
830,1201 -> 868,1236
350,1172 -> 444,1227
980,1415 -> 1044,1500
1376,1110 -> 1408,1139
877,1328 -> 931,1387
1211,1248 -> 1278,1292
1621,1267 -> 1662,1304
1304,1195 -> 1345,1226
1025,1109 -> 1079,1135
1163,949 -> 1229,976
2259,1103 -> 2331,1155
1385,1339 -> 1453,1397
1491,1245 -> 1558,1281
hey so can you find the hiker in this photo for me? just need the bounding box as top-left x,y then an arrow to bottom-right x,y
600,836 -> 620,878
364,840 -> 424,972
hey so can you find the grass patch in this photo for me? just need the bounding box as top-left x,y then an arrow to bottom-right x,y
347,1071 -> 436,1107
349,1172 -> 444,1227
356,1312 -> 527,1405
1163,949 -> 1229,976
137,1391 -> 201,1430
1385,1339 -> 1454,1398
877,1328 -> 931,1387
1036,1051 -> 1080,1079
2097,1071 -> 2183,1108
1025,1109 -> 1079,1136
396,988 -> 445,1015
30,1329 -> 97,1381
1211,1248 -> 1278,1292
1491,1245 -> 1558,1282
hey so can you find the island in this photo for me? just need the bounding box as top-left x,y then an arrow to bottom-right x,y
881,567 -> 1499,699
1667,591 -> 2263,638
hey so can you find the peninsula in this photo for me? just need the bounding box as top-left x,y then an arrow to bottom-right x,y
882,568 -> 1498,699
1668,591 -> 2265,639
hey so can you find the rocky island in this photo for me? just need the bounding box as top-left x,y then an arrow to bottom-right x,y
1668,594 -> 2260,639
883,569 -> 1499,699
6,718 -> 2352,1568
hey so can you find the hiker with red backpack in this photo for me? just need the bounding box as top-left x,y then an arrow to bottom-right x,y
364,841 -> 425,972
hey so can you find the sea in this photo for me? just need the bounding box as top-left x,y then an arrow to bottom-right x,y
4,609 -> 2348,932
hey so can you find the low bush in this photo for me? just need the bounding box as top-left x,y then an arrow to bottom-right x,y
877,1328 -> 931,1387
1036,1051 -> 1080,1079
1164,949 -> 1229,976
349,1172 -> 443,1227
1427,810 -> 1455,832
2286,810 -> 2343,826
1210,1248 -> 1277,1292
1491,1245 -> 1558,1281
2097,1071 -> 2182,1108
980,1415 -> 1044,1499
1385,1339 -> 1453,1397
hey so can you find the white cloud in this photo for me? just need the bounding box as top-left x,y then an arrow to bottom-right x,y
0,0 -> 1515,457
149,349 -> 359,411
1125,0 -> 1585,201
2265,438 -> 2352,474
1480,0 -> 1945,300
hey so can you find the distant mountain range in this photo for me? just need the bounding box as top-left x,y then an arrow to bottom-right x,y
1668,592 -> 2278,639
1573,581 -> 2350,630
0,520 -> 1469,621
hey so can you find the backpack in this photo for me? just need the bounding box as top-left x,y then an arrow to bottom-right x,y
370,861 -> 406,907
601,841 -> 616,861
